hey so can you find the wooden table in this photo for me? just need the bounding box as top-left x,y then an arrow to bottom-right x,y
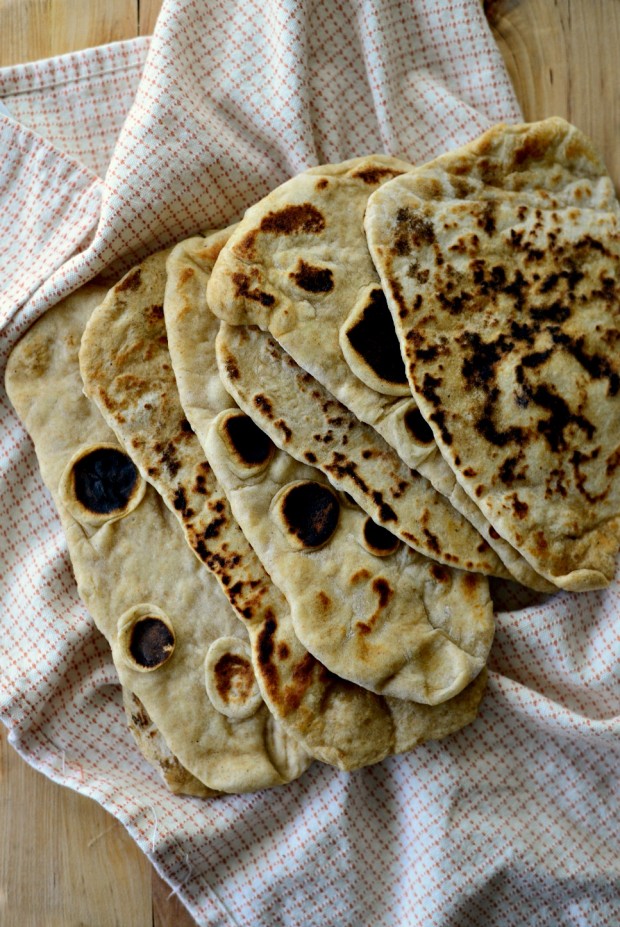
1,2 -> 619,924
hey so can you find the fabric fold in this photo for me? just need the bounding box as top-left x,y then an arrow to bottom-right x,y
0,117 -> 101,326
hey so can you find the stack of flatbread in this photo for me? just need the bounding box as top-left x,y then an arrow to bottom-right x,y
7,117 -> 619,797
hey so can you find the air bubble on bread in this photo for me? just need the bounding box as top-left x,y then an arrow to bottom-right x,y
217,410 -> 275,479
204,637 -> 263,719
270,480 -> 340,551
339,285 -> 410,397
117,604 -> 176,672
59,443 -> 146,526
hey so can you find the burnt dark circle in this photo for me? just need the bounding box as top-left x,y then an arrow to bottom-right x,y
224,413 -> 274,467
404,407 -> 434,444
363,518 -> 400,556
280,481 -> 340,549
346,288 -> 408,385
72,447 -> 139,514
129,617 -> 175,669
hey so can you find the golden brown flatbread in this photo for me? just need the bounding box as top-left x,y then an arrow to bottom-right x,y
78,241 -> 488,769
168,244 -> 494,704
205,155 -> 439,474
204,154 -> 554,590
122,689 -> 220,798
204,404 -> 494,703
6,287 -> 312,794
216,320 -> 510,576
365,118 -> 620,590
162,243 -> 494,704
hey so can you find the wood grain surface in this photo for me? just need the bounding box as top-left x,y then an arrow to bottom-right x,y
486,0 -> 620,189
0,1 -> 617,925
0,0 -> 161,62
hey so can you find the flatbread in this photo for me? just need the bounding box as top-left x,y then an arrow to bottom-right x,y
204,154 -> 554,591
79,241 -> 488,768
365,118 -> 620,590
5,287 -> 311,794
159,237 -> 493,705
216,320 -> 510,576
204,406 -> 494,703
122,689 -> 219,798
205,155 -> 439,471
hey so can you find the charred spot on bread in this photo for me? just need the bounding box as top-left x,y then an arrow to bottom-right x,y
115,267 -> 142,292
60,443 -> 146,526
72,446 -> 140,515
259,203 -> 326,235
218,410 -> 275,475
118,605 -> 176,673
204,637 -> 262,719
214,653 -> 254,699
271,480 -> 340,550
289,259 -> 334,293
232,271 -> 275,307
361,518 -> 401,557
130,616 -> 175,669
404,406 -> 434,444
343,287 -> 408,388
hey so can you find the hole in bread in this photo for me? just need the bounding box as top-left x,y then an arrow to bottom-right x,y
271,480 -> 340,550
59,442 -> 146,526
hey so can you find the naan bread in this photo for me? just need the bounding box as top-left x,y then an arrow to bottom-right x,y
5,287 -> 311,794
204,154 -> 554,591
79,241 -> 488,768
204,407 -> 494,703
122,689 -> 219,798
365,118 -> 620,590
205,155 -> 438,472
217,321 -> 509,576
161,238 -> 494,705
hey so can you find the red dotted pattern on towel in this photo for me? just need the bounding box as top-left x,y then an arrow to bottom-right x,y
1,2 -> 618,925
0,39 -> 149,177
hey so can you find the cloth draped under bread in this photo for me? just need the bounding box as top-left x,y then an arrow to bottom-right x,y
1,2 -> 618,925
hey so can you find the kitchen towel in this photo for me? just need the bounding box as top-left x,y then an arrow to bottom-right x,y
1,1 -> 618,925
